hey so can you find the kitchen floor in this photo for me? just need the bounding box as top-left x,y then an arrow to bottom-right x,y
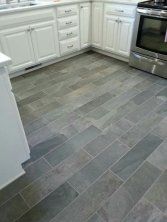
1,51 -> 167,222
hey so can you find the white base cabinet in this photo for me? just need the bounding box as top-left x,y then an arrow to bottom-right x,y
31,21 -> 60,63
116,17 -> 134,57
1,26 -> 35,72
0,63 -> 30,189
0,9 -> 60,73
0,2 -> 137,75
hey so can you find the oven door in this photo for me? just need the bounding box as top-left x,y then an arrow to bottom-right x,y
131,8 -> 167,61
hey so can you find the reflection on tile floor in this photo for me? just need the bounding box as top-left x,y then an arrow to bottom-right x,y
0,51 -> 167,222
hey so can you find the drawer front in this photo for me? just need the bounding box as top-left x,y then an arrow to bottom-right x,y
58,16 -> 78,30
59,27 -> 79,40
105,3 -> 136,17
60,37 -> 80,55
57,5 -> 78,18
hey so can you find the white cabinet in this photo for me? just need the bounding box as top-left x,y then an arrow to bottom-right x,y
31,21 -> 59,63
0,61 -> 30,189
80,2 -> 91,48
103,15 -> 118,52
0,20 -> 59,73
92,2 -> 103,48
1,26 -> 35,72
103,16 -> 134,57
117,17 -> 134,57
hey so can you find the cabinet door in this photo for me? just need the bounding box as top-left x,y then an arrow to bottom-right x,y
31,21 -> 60,63
117,17 -> 134,57
0,26 -> 35,72
80,3 -> 91,48
92,2 -> 103,48
103,15 -> 118,53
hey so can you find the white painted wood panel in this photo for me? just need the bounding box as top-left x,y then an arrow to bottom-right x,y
80,2 -> 91,48
31,21 -> 60,63
0,26 -> 35,72
92,2 -> 103,48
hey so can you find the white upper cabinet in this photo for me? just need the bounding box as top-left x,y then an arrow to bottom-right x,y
31,21 -> 60,63
103,15 -> 118,52
92,2 -> 103,48
80,2 -> 91,48
117,17 -> 134,57
0,26 -> 35,72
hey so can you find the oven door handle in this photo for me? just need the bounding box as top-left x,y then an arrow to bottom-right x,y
133,53 -> 164,65
137,8 -> 167,17
137,8 -> 150,15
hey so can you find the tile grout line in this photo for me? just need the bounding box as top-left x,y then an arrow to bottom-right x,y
48,167 -> 121,222
120,170 -> 164,222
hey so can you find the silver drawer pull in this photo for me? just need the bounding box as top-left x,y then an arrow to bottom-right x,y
67,32 -> 73,36
66,21 -> 72,25
67,44 -> 73,48
65,10 -> 72,13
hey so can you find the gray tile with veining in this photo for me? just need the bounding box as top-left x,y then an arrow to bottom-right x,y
98,162 -> 161,222
151,117 -> 167,139
45,126 -> 101,166
125,96 -> 163,123
120,112 -> 162,147
0,195 -> 29,222
87,213 -> 105,222
0,158 -> 51,207
68,140 -> 128,193
147,140 -> 167,170
51,170 -> 122,222
20,150 -> 91,207
145,170 -> 167,213
122,198 -> 166,222
16,183 -> 78,222
111,133 -> 163,180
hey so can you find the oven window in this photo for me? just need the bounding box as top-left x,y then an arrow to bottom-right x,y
137,16 -> 167,55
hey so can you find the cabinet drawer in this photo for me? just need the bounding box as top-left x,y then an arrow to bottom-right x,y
58,16 -> 78,30
57,5 -> 78,18
60,37 -> 79,55
59,27 -> 78,40
105,3 -> 136,17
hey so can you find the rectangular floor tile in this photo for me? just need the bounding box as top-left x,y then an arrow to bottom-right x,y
120,112 -> 162,148
29,134 -> 68,162
0,195 -> 28,222
155,101 -> 167,117
125,96 -> 163,123
75,92 -> 112,115
83,133 -> 115,157
17,183 -> 78,222
131,83 -> 163,105
111,133 -> 163,180
45,126 -> 101,166
151,117 -> 167,140
122,198 -> 165,222
20,150 -> 91,207
87,213 -> 105,222
147,140 -> 167,170
145,170 -> 167,213
98,162 -> 161,222
51,170 -> 122,222
0,158 -> 51,207
68,140 -> 128,193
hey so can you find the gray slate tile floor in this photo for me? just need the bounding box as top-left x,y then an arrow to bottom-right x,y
0,51 -> 167,222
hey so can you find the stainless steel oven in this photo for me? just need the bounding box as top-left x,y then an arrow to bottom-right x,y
129,5 -> 167,78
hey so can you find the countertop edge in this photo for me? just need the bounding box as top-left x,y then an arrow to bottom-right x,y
0,53 -> 11,68
0,0 -> 141,15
